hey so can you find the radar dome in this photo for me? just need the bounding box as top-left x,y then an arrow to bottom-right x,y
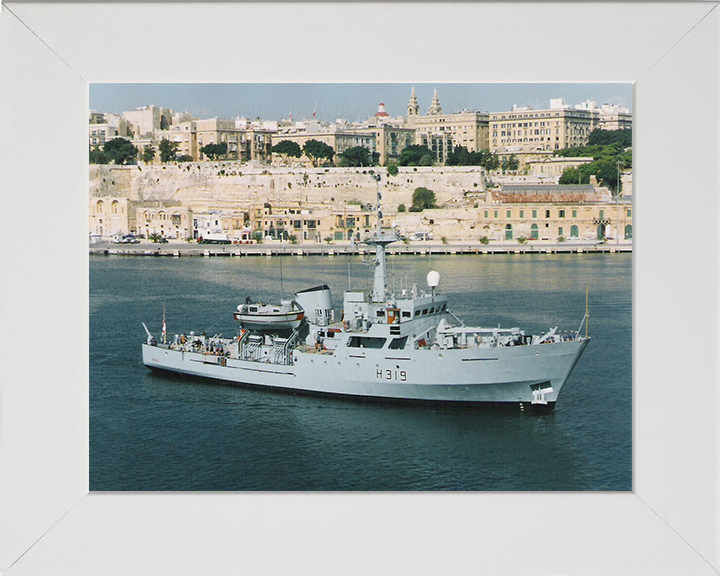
427,271 -> 441,288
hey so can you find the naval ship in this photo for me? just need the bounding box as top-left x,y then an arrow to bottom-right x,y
142,186 -> 590,410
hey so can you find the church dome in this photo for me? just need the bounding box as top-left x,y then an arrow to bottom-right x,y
375,103 -> 390,117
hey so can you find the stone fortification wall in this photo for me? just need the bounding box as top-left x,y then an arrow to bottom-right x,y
89,164 -> 486,211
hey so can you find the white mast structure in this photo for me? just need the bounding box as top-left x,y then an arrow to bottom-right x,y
365,173 -> 396,304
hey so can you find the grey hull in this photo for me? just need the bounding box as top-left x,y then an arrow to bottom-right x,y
142,338 -> 588,405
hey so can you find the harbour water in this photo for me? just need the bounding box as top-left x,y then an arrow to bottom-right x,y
90,253 -> 631,491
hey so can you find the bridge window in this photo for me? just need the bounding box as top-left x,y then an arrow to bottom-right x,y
388,336 -> 408,350
348,336 -> 387,349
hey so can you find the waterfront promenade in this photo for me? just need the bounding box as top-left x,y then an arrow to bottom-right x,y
90,239 -> 632,257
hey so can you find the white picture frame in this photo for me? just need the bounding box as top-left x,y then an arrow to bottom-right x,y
1,2 -> 718,574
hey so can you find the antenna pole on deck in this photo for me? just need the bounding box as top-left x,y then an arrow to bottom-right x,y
586,285 -> 589,338
280,248 -> 285,298
392,255 -> 395,296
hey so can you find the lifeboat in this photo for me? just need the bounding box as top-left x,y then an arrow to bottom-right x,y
233,299 -> 305,331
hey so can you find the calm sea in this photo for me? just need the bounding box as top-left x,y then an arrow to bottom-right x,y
90,252 -> 631,491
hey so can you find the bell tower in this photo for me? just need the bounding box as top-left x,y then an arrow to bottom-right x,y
428,88 -> 442,116
406,87 -> 420,127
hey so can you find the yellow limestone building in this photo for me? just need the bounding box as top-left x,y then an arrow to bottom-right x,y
406,88 -> 490,163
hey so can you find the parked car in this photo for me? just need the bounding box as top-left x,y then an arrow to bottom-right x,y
120,234 -> 140,244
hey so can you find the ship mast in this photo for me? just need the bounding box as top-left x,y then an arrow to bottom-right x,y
365,173 -> 396,303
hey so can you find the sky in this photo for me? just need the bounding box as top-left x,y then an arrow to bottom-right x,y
90,83 -> 632,123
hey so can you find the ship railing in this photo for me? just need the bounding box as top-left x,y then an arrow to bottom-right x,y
241,340 -> 263,362
282,331 -> 299,365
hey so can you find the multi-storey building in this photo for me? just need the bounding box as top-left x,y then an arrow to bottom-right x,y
156,121 -> 198,160
194,118 -> 244,160
526,156 -> 594,178
242,129 -> 274,163
486,184 -> 631,241
489,100 -> 597,153
123,105 -> 173,137
89,110 -> 105,124
136,203 -> 193,239
392,183 -> 631,243
89,197 -> 132,238
406,88 -> 490,163
356,124 -> 415,166
89,114 -> 130,147
599,104 -> 633,131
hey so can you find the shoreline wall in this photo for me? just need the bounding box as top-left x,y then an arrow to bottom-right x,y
89,164 -> 487,211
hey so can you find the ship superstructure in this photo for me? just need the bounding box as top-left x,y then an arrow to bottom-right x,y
142,178 -> 589,409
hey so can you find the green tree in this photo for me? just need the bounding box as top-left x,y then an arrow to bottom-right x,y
386,163 -> 399,176
419,154 -> 434,166
554,135 -> 632,193
482,151 -> 500,171
502,155 -> 519,172
447,146 -> 491,167
159,139 -> 179,163
103,138 -> 138,165
141,145 -> 156,163
410,187 -> 436,212
442,146 -> 501,170
339,146 -> 372,167
272,140 -> 303,159
399,145 -> 434,166
303,139 -> 335,166
446,146 -> 470,166
89,146 -> 108,164
595,159 -> 621,192
177,154 -> 194,162
397,203 -> 406,213
588,128 -> 632,147
200,142 -> 228,160
559,167 -> 582,185
559,163 -> 597,185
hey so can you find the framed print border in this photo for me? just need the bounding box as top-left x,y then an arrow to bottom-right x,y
1,2 -> 718,574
